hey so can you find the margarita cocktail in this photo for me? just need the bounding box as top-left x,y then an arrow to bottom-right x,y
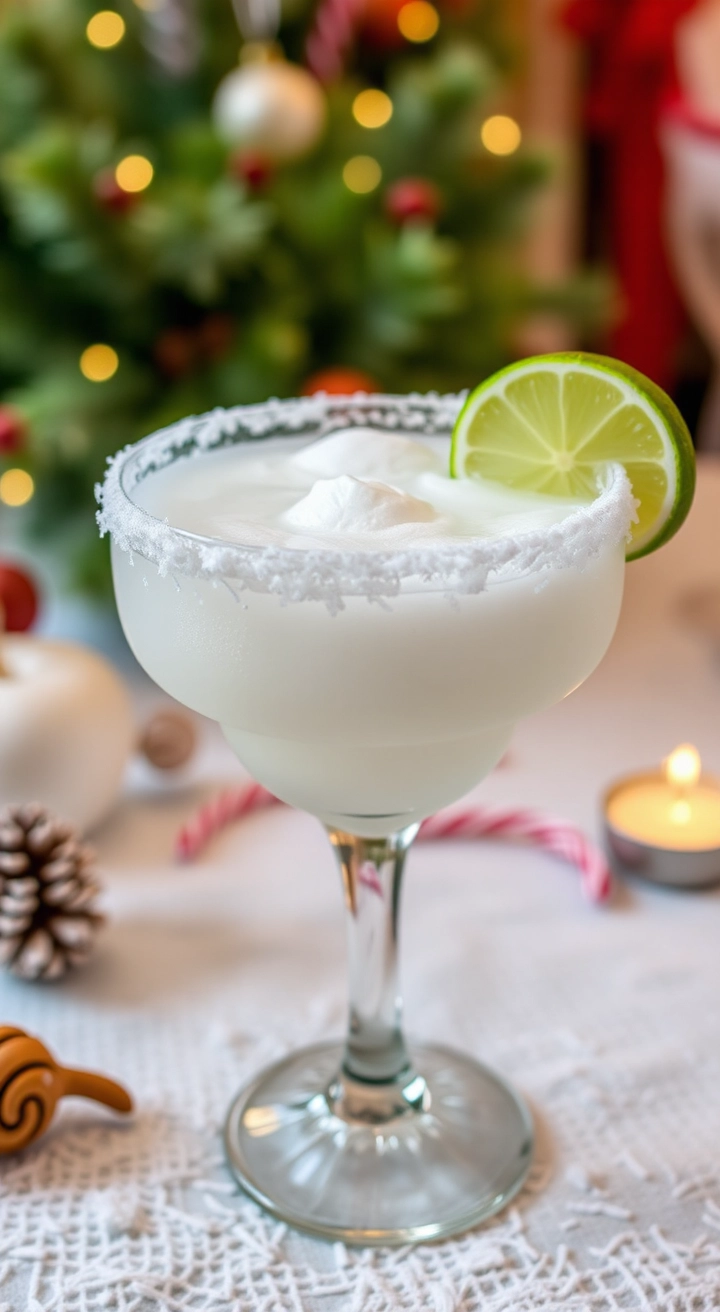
108,413 -> 629,834
99,369 -> 693,1245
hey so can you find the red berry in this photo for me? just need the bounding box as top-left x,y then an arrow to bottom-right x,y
0,406 -> 26,455
93,169 -> 138,214
230,151 -> 273,191
198,314 -> 236,362
301,367 -> 379,397
0,561 -> 40,632
385,177 -> 443,225
154,329 -> 198,378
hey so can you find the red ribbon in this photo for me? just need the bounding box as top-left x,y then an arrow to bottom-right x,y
562,0 -> 701,390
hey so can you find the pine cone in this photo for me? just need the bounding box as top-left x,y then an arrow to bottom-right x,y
0,804 -> 104,981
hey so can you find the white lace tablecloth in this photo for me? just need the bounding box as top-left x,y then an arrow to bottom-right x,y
2,462 -> 720,1312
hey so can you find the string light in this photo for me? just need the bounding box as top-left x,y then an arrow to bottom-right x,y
480,115 -> 522,156
80,344 -> 119,382
86,10 -> 126,48
343,156 -> 382,194
115,155 -> 154,193
0,469 -> 34,507
352,89 -> 393,129
397,1 -> 439,42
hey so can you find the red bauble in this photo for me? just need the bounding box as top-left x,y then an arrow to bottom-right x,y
198,314 -> 236,362
0,561 -> 40,632
92,170 -> 138,215
302,367 -> 379,396
0,406 -> 26,455
154,329 -> 198,378
230,150 -> 273,191
385,177 -> 443,224
359,0 -> 408,50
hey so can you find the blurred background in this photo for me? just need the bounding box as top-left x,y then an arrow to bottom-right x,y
1,0 -> 719,627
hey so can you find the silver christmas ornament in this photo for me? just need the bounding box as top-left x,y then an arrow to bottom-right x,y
213,48 -> 326,161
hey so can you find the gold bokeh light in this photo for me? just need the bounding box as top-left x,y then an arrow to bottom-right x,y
86,10 -> 126,48
0,469 -> 34,507
480,115 -> 522,156
397,1 -> 439,42
352,89 -> 393,129
115,155 -> 154,193
342,156 -> 382,194
80,344 -> 119,382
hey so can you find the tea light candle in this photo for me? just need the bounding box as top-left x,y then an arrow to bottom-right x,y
603,745 -> 720,887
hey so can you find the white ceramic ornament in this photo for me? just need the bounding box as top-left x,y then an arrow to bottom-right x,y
0,637 -> 135,833
213,56 -> 326,161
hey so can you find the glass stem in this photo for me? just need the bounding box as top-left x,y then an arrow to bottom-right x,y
327,823 -> 420,1085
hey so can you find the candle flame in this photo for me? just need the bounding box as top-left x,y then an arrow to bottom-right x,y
665,743 -> 701,789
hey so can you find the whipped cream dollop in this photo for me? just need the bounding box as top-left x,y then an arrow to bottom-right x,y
283,474 -> 439,533
138,426 -> 590,550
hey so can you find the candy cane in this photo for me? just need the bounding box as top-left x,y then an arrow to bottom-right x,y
175,781 -> 611,902
418,807 -> 611,903
175,782 -> 281,862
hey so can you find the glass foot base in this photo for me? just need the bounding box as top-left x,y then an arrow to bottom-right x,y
224,1041 -> 534,1245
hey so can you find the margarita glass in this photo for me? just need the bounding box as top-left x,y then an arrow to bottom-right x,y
99,393 -> 633,1245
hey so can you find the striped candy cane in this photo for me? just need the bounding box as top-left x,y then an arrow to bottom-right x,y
418,807 -> 611,902
175,781 -> 611,902
175,783 -> 281,862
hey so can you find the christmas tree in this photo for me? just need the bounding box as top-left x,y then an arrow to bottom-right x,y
0,0 -> 593,596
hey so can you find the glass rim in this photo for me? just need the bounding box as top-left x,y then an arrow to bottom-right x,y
96,391 -> 636,611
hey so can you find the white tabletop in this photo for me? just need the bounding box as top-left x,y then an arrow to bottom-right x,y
2,461 -> 720,1311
